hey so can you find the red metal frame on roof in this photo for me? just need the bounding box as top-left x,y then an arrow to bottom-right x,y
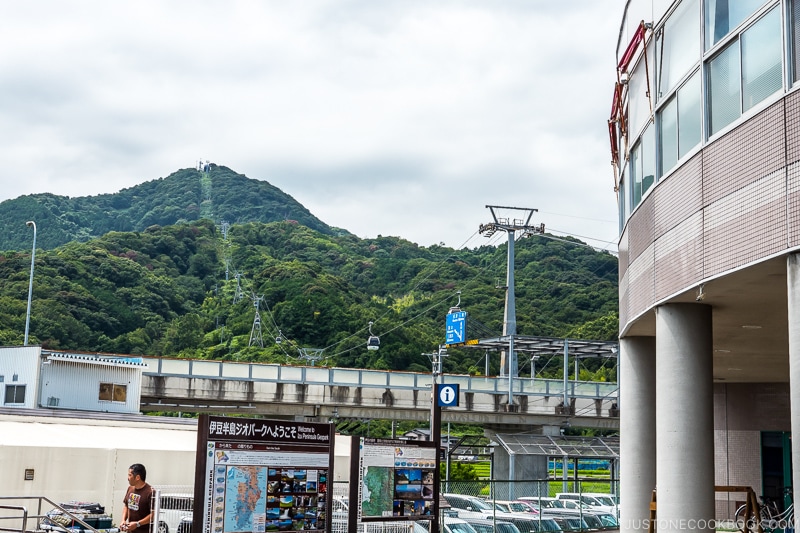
618,21 -> 647,74
609,20 -> 651,194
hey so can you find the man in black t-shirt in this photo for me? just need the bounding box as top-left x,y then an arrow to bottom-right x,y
121,464 -> 154,533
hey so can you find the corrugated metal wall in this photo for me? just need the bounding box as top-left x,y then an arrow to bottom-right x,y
0,346 -> 42,409
40,358 -> 142,413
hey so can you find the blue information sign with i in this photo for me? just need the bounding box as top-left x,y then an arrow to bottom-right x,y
438,384 -> 460,407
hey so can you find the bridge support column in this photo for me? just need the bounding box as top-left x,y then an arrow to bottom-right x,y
619,336 -> 655,533
655,303 -> 714,532
491,449 -> 547,499
786,253 -> 800,510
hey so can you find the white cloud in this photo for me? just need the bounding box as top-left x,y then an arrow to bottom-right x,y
0,0 -> 622,250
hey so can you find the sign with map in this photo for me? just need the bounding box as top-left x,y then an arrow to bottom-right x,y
194,415 -> 334,533
349,438 -> 438,526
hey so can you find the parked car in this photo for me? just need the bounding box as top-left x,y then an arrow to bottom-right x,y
442,494 -> 541,533
505,515 -> 562,533
546,509 -> 605,530
443,517 -> 479,533
542,513 -> 587,532
509,501 -> 540,514
517,497 -> 569,510
176,516 -> 192,533
413,517 -> 479,533
157,494 -> 193,533
491,500 -> 539,514
442,494 -> 499,520
465,518 -> 521,533
555,493 -> 617,515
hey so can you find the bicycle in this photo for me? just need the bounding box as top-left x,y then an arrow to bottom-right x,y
735,488 -> 794,533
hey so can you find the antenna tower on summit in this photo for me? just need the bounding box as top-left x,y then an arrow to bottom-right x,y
249,295 -> 264,348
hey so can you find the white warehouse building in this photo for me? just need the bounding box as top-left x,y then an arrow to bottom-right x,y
0,346 -> 146,413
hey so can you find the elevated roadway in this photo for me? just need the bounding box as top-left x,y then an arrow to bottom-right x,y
139,357 -> 619,430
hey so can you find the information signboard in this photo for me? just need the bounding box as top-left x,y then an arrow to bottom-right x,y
193,415 -> 334,533
349,437 -> 438,527
445,311 -> 467,345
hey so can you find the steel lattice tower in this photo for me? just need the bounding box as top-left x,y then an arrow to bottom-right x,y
249,295 -> 264,348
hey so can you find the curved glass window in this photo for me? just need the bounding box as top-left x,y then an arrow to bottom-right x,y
708,7 -> 782,135
659,70 -> 702,176
619,177 -> 627,233
629,40 -> 655,138
741,6 -> 782,111
678,71 -> 702,157
705,0 -> 768,50
631,125 -> 655,209
660,97 -> 679,173
656,0 -> 700,100
708,41 -> 742,135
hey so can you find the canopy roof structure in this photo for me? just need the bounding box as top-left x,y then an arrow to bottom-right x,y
493,433 -> 619,459
456,335 -> 618,358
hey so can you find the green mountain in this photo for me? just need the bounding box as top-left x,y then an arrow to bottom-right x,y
0,165 -> 340,250
0,218 -> 618,379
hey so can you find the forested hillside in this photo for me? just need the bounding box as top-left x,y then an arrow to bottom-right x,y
0,219 -> 618,379
0,165 -> 339,250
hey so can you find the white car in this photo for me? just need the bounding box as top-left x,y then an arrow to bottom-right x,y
441,495 -> 542,533
412,517 -> 479,533
156,494 -> 193,533
555,493 -> 617,515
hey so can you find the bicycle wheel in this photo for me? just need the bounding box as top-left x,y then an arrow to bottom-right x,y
735,504 -> 749,532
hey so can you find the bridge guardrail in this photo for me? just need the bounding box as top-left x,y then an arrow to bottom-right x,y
141,357 -> 617,400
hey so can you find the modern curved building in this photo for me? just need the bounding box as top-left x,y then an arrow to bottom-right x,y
612,0 -> 800,530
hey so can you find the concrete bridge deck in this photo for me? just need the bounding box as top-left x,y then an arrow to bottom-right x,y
139,357 -> 619,430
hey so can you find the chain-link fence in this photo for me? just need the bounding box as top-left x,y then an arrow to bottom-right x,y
333,479 -> 620,532
442,478 -> 620,501
149,479 -> 621,533
442,479 -> 620,531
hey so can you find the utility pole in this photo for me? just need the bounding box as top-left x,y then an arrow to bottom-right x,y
24,221 -> 36,346
424,345 -> 447,533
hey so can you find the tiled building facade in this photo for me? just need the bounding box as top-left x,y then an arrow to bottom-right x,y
614,1 -> 800,530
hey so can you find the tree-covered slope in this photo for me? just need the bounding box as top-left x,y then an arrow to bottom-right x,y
0,165 -> 339,250
0,220 -> 618,378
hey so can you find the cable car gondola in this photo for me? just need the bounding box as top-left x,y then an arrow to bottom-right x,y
367,321 -> 380,351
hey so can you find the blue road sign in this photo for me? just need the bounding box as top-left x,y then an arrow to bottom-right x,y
445,311 -> 467,345
438,384 -> 460,407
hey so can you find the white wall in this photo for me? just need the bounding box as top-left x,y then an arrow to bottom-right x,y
0,412 -> 356,524
0,412 -> 197,523
0,346 -> 41,408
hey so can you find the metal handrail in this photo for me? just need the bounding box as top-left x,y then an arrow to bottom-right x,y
0,497 -> 108,533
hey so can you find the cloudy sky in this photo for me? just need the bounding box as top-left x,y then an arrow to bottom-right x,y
1,1 -> 623,251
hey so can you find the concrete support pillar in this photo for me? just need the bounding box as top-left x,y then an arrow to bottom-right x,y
786,254 -> 800,509
619,336 -> 656,533
655,303 -> 714,532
